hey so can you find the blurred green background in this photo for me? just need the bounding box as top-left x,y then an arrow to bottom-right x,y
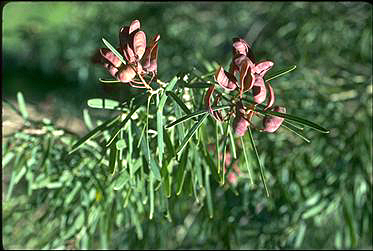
2,1 -> 372,249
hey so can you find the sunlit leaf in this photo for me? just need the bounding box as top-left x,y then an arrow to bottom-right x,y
87,98 -> 121,110
17,91 -> 28,120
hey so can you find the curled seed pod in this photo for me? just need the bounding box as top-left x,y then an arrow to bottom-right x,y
262,106 -> 286,133
129,19 -> 141,34
143,34 -> 160,73
254,60 -> 274,77
252,75 -> 266,104
117,64 -> 137,83
215,66 -> 237,91
100,48 -> 122,68
263,82 -> 275,111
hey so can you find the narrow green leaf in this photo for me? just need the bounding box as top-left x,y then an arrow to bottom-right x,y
102,37 -> 127,65
156,93 -> 164,166
83,109 -> 94,130
69,114 -> 121,154
205,164 -> 213,219
17,92 -> 28,120
65,182 -> 82,205
106,104 -> 141,148
240,136 -> 254,185
99,78 -> 121,84
2,152 -> 15,167
265,65 -> 297,82
184,82 -> 213,89
281,122 -> 311,143
257,108 -> 329,134
158,76 -> 179,110
165,105 -> 230,129
108,138 -> 118,175
176,145 -> 189,196
87,98 -> 121,110
176,113 -> 209,155
215,121 -> 221,175
194,149 -> 203,188
221,122 -> 230,185
247,127 -> 270,197
295,223 -> 307,248
342,198 -> 357,248
228,124 -> 237,159
149,172 -> 155,219
128,121 -> 134,184
134,122 -> 162,181
163,128 -> 176,158
113,169 -> 130,190
166,91 -> 196,120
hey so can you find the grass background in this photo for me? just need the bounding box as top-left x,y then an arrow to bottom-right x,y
2,2 -> 372,249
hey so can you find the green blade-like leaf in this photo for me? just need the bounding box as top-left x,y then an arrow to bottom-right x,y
156,94 -> 164,166
176,113 -> 209,155
134,121 -> 162,181
69,114 -> 121,154
17,91 -> 28,120
265,65 -> 297,82
113,169 -> 130,190
247,127 -> 270,197
83,109 -> 94,130
240,136 -> 254,185
149,172 -> 155,219
221,121 -> 230,185
205,164 -> 213,219
281,121 -> 311,143
215,121 -> 221,176
256,109 -> 329,134
102,37 -> 127,65
87,98 -> 122,110
106,104 -> 141,148
163,128 -> 176,158
184,82 -> 213,89
99,78 -> 121,84
108,138 -> 118,175
158,76 -> 179,110
228,124 -> 237,159
176,145 -> 189,196
165,105 -> 230,129
166,91 -> 196,121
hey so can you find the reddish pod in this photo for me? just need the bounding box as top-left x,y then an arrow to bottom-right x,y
233,101 -> 249,136
262,106 -> 286,133
205,85 -> 224,122
94,19 -> 160,88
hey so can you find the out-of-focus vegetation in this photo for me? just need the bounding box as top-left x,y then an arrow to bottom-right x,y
2,2 -> 372,249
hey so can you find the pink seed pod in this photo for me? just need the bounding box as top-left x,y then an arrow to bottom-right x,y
117,64 -> 137,83
252,75 -> 266,104
233,101 -> 249,136
262,106 -> 286,133
214,66 -> 237,91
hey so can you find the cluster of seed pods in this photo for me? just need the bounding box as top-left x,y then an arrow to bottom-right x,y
93,19 -> 160,88
205,37 -> 286,136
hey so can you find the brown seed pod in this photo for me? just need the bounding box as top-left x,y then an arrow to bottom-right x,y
262,106 -> 286,133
